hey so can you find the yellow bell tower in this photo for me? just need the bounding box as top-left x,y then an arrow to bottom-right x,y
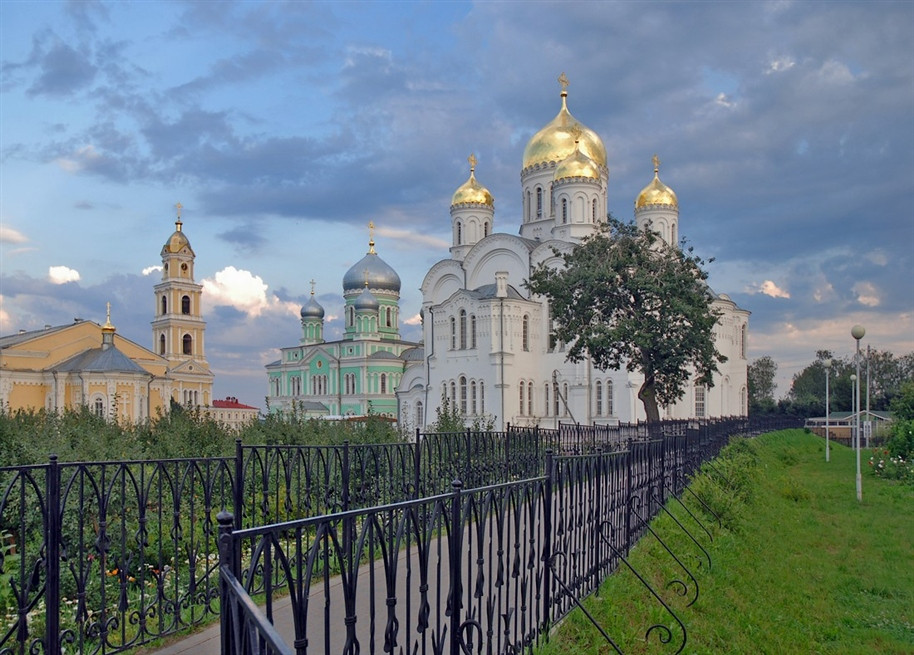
151,203 -> 213,406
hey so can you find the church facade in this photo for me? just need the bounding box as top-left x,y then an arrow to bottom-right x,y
0,210 -> 214,421
265,228 -> 421,418
396,76 -> 749,432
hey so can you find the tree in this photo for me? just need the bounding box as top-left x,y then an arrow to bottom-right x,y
748,355 -> 778,414
526,217 -> 725,423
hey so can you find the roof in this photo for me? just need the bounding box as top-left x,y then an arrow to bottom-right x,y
0,322 -> 86,349
212,398 -> 259,410
468,283 -> 526,301
369,350 -> 401,360
54,346 -> 150,375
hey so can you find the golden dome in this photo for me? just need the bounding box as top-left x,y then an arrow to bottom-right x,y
522,73 -> 607,171
451,154 -> 494,206
164,220 -> 192,253
635,155 -> 678,209
554,134 -> 601,181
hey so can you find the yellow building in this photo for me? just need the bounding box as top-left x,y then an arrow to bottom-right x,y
0,210 -> 213,421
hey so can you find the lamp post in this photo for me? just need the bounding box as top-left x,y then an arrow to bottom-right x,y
851,324 -> 865,502
823,358 -> 832,463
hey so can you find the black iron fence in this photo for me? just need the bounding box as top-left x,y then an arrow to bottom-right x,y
0,416 -> 800,655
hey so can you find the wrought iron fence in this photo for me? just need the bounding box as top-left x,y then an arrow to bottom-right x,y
0,416 -> 801,655
217,416 -> 799,655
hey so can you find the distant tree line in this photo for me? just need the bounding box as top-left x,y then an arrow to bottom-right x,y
748,349 -> 914,417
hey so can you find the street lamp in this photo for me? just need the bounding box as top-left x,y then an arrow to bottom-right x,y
823,358 -> 832,463
851,324 -> 865,502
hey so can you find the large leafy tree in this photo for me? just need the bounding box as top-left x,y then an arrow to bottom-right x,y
526,217 -> 725,423
748,355 -> 778,414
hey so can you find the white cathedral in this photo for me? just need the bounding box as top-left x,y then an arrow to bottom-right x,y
395,76 -> 749,431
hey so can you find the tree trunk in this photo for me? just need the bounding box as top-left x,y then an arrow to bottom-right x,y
638,378 -> 661,423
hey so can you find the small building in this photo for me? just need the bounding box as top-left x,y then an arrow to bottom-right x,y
805,410 -> 894,445
205,397 -> 260,430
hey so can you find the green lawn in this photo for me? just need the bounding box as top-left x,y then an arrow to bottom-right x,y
537,430 -> 914,655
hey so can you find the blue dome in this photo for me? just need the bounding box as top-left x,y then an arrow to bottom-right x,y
354,287 -> 380,312
300,295 -> 325,319
343,252 -> 401,294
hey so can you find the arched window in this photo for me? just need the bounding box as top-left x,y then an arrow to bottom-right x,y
182,334 -> 192,355
606,381 -> 614,416
526,190 -> 531,221
93,397 -> 104,418
456,221 -> 463,245
536,188 -> 543,217
161,296 -> 167,315
519,382 -> 526,415
592,199 -> 597,222
695,385 -> 706,418
450,317 -> 457,349
561,198 -> 568,224
563,383 -> 569,416
159,333 -> 165,355
553,383 -> 560,416
416,402 -> 423,427
460,376 -> 467,414
522,315 -> 530,352
741,324 -> 748,359
596,381 -> 603,415
527,383 -> 533,416
544,383 -> 550,416
348,307 -> 354,327
471,381 -> 477,415
459,310 -> 467,350
479,381 -> 485,413
484,222 -> 490,237
470,315 -> 477,349
381,373 -> 387,394
450,382 -> 457,407
181,295 -> 191,314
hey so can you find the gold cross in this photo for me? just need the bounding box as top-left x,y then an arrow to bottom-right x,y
558,72 -> 569,93
368,221 -> 376,254
652,154 -> 660,174
175,202 -> 183,219
468,153 -> 477,173
310,279 -> 316,295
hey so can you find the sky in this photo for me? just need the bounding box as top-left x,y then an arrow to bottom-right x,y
1,1 -> 912,408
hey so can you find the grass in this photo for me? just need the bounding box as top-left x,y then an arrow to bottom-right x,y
536,429 -> 914,655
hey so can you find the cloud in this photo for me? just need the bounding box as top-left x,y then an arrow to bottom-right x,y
404,313 -> 422,326
0,226 -> 28,244
853,281 -> 880,307
746,280 -> 790,299
376,226 -> 450,251
48,266 -> 80,284
142,265 -> 162,276
202,266 -> 299,318
28,41 -> 97,97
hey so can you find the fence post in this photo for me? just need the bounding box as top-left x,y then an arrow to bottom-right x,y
234,439 -> 243,531
624,439 -> 633,556
542,449 -> 554,633
217,511 -> 236,655
46,454 -> 61,655
413,428 -> 421,500
465,428 -> 472,488
448,479 -> 464,654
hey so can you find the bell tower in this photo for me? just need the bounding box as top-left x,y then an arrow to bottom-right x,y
151,203 -> 212,406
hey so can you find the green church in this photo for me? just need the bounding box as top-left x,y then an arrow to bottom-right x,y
265,225 -> 421,419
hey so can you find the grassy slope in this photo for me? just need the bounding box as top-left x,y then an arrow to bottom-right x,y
537,430 -> 914,655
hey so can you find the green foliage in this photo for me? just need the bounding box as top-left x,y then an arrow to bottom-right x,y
748,355 -> 778,414
426,397 -> 496,433
890,380 -> 914,421
0,403 -> 403,466
526,217 -> 724,422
